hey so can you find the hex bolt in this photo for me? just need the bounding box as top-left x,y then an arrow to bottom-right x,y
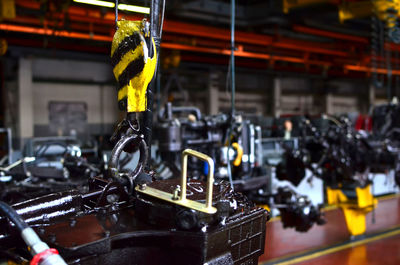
172,186 -> 181,200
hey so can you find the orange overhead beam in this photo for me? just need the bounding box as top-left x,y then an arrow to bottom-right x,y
0,24 -> 113,42
293,24 -> 369,44
9,0 -> 400,78
0,23 -> 331,67
6,15 -> 350,57
13,0 -> 353,57
162,43 -> 332,66
345,64 -> 400,75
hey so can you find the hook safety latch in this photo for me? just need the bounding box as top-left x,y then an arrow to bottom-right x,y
135,149 -> 217,214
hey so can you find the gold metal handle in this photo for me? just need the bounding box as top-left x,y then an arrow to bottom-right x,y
181,149 -> 215,211
135,149 -> 217,214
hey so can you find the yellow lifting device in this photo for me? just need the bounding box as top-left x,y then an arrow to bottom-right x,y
111,20 -> 158,113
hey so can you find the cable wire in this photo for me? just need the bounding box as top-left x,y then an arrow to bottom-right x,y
0,201 -> 28,231
226,0 -> 236,190
159,0 -> 166,38
115,0 -> 118,30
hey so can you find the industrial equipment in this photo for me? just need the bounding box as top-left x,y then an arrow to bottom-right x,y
0,141 -> 268,264
155,103 -> 266,192
274,113 -> 400,236
0,137 -> 103,204
154,103 -> 324,232
0,1 -> 269,264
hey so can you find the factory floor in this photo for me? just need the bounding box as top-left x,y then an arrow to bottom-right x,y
259,194 -> 400,265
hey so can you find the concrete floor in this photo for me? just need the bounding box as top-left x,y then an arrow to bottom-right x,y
296,232 -> 400,265
260,194 -> 400,265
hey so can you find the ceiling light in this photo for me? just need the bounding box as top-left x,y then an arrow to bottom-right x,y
118,3 -> 149,14
74,0 -> 114,8
73,0 -> 150,14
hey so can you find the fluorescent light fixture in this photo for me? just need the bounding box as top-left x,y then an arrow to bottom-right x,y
74,0 -> 114,8
73,0 -> 150,14
118,3 -> 149,14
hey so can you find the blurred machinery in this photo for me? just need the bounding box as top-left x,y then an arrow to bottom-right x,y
0,137 -> 105,204
371,100 -> 400,187
275,109 -> 400,236
154,103 -> 325,232
155,103 -> 265,191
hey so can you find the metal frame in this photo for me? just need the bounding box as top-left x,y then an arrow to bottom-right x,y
3,0 -> 400,78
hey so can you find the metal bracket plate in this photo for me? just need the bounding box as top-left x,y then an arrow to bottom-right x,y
135,149 -> 217,214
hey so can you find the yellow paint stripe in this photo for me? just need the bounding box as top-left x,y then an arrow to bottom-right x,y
321,204 -> 338,212
267,225 -> 400,265
377,192 -> 400,201
118,85 -> 127,101
113,45 -> 143,81
269,216 -> 281,222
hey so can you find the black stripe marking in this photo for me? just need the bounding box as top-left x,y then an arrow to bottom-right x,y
111,33 -> 142,68
118,97 -> 128,111
117,55 -> 145,90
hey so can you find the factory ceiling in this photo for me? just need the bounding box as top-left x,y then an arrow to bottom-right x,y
0,0 -> 399,79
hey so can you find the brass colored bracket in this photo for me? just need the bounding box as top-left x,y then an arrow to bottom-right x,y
135,149 -> 217,214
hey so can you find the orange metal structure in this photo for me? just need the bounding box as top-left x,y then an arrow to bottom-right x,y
1,0 -> 398,77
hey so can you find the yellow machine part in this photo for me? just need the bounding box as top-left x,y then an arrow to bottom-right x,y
162,50 -> 181,70
338,1 -> 373,23
0,0 -> 16,21
231,142 -> 243,167
258,204 -> 271,212
282,0 -> 331,14
326,185 -> 377,236
111,20 -> 158,113
282,0 -> 400,28
0,39 -> 7,56
339,0 -> 400,28
326,186 -> 347,205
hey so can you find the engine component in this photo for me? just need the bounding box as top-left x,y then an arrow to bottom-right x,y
273,187 -> 325,232
275,149 -> 307,186
155,103 -> 268,194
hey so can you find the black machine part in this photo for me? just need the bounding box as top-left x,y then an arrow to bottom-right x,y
0,127 -> 268,265
275,149 -> 307,187
158,103 -> 202,121
0,201 -> 67,265
273,187 -> 325,232
0,176 -> 268,265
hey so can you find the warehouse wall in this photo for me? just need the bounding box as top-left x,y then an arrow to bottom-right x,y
31,57 -> 119,139
32,82 -> 118,138
274,77 -> 368,116
162,69 -> 270,116
8,56 -> 120,145
32,58 -> 113,83
6,54 -> 382,146
160,67 -> 373,118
